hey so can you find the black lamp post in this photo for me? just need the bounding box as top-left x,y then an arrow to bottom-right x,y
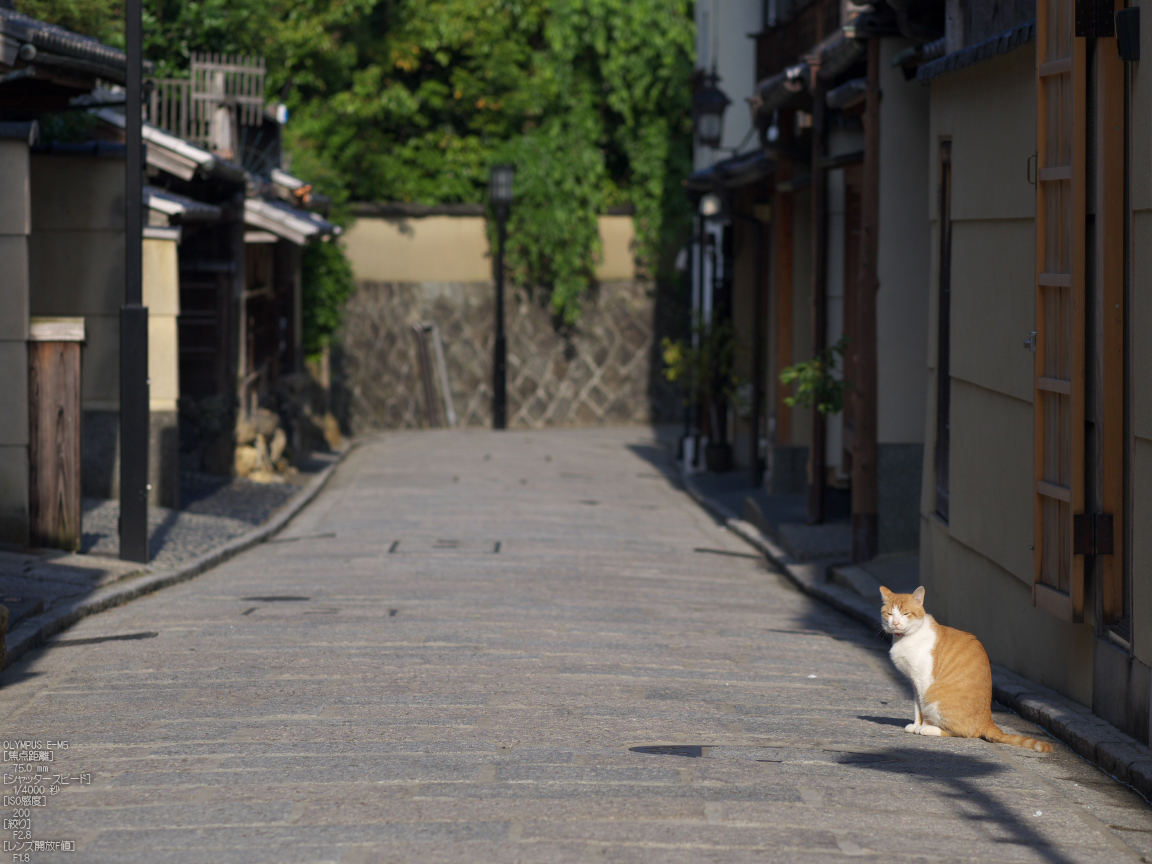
692,71 -> 731,150
489,164 -> 515,430
120,0 -> 149,562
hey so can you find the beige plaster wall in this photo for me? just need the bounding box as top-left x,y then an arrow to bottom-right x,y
934,48 -> 1037,222
877,37 -> 931,445
919,45 -> 1094,703
143,236 -> 180,412
949,220 -> 1035,401
30,155 -> 124,411
343,214 -> 636,285
597,215 -> 636,281
0,139 -> 30,544
28,157 -> 180,414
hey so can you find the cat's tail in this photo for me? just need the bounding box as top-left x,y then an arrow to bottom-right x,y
982,723 -> 1053,753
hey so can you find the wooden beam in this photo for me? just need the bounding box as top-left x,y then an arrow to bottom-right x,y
808,83 -> 828,525
774,111 -> 795,449
1097,14 -> 1126,623
850,37 -> 881,563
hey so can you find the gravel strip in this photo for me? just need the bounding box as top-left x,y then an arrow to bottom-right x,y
82,470 -> 312,571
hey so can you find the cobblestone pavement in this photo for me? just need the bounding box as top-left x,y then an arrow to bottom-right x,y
4,427 -> 1152,863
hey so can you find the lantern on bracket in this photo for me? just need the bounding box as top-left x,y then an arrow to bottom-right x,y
692,71 -> 731,149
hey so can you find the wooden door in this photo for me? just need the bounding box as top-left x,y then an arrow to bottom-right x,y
1033,0 -> 1086,620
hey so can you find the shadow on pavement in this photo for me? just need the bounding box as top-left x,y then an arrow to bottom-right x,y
857,715 -> 909,729
855,747 -> 1078,864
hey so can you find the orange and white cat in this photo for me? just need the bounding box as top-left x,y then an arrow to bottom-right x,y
879,586 -> 1052,753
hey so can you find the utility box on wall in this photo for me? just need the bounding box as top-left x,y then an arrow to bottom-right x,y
28,317 -> 85,552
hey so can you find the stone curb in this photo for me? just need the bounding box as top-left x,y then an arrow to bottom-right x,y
682,472 -> 1152,804
4,443 -> 355,669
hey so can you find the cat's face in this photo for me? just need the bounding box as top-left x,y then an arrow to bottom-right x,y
879,586 -> 927,636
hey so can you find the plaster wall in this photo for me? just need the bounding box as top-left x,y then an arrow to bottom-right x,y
29,155 -> 124,410
0,139 -> 30,544
1131,206 -> 1152,669
142,235 -> 181,412
1132,0 -> 1152,213
343,214 -> 636,285
28,155 -> 179,506
877,37 -> 930,446
920,45 -> 1093,703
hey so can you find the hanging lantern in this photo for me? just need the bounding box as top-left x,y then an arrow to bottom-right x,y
692,71 -> 731,149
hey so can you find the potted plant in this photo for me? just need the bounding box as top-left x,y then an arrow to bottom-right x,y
779,335 -> 852,415
661,318 -> 740,472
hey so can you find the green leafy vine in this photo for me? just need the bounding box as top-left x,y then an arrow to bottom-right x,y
779,336 -> 853,415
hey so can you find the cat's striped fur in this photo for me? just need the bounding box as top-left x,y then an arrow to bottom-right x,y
879,586 -> 1052,753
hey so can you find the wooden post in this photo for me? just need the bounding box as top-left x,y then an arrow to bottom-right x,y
750,200 -> 769,487
28,318 -> 85,552
808,82 -> 828,525
775,112 -> 795,449
851,37 -> 881,562
1096,15 -> 1125,622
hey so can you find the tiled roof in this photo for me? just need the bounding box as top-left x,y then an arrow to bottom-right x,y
916,20 -> 1035,83
0,8 -> 131,81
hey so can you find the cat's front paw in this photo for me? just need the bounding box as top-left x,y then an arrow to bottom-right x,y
904,722 -> 921,733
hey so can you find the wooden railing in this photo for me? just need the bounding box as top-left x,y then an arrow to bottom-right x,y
145,53 -> 265,154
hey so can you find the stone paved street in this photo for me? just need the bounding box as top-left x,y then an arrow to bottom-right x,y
5,427 -> 1152,863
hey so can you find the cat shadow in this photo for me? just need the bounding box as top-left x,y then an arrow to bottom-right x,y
852,747 -> 1077,864
856,715 -> 908,729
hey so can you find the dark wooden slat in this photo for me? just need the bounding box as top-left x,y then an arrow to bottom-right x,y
1038,376 -> 1072,394
1034,582 -> 1074,620
1037,480 -> 1072,502
1039,57 -> 1073,77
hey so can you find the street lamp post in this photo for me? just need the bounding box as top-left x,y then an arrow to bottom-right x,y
120,0 -> 149,562
489,164 -> 515,430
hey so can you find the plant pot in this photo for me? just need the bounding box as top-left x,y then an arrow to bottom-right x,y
705,441 -> 732,473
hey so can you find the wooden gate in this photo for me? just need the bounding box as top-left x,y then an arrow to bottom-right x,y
1033,0 -> 1086,620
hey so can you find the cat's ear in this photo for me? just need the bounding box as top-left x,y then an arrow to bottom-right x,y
879,586 -> 894,601
912,586 -> 926,605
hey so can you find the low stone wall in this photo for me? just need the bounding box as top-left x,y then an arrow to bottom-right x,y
333,280 -> 681,432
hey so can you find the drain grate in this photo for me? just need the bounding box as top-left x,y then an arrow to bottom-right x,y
387,540 -> 502,555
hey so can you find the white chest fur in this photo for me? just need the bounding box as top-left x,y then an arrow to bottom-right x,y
889,616 -> 937,699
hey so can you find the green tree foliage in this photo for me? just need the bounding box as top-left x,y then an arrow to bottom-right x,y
301,240 -> 357,358
270,0 -> 696,324
18,0 -> 695,326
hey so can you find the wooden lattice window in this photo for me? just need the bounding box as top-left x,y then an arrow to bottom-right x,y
1033,0 -> 1086,620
